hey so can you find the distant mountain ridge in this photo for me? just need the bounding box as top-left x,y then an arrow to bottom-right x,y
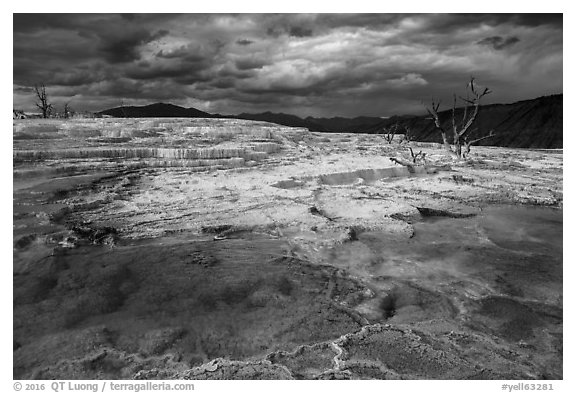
305,115 -> 385,132
98,94 -> 562,148
100,102 -> 214,118
235,112 -> 329,132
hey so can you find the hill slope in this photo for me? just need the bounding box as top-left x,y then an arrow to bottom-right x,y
305,116 -> 384,132
99,103 -> 214,118
235,112 -> 329,132
359,94 -> 562,149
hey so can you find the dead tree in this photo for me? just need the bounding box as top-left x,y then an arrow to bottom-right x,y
408,147 -> 426,164
402,125 -> 412,143
120,99 -> 128,118
382,123 -> 399,144
389,156 -> 415,169
389,147 -> 426,171
63,102 -> 72,119
34,84 -> 53,118
426,78 -> 492,159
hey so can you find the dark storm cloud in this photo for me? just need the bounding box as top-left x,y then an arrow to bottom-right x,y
477,36 -> 521,50
315,13 -> 407,29
156,49 -> 184,59
49,69 -> 109,87
14,13 -> 85,32
289,26 -> 313,38
125,59 -> 212,83
126,64 -> 202,81
98,29 -> 169,63
155,44 -> 215,63
266,27 -> 283,38
412,13 -> 562,33
263,19 -> 315,38
13,14 -> 172,85
120,14 -> 137,22
485,13 -> 562,27
208,78 -> 237,89
290,13 -> 559,35
236,39 -> 254,46
234,57 -> 268,71
13,13 -> 563,117
216,64 -> 256,80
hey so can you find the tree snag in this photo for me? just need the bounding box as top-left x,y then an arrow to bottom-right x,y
408,147 -> 426,164
402,125 -> 412,144
389,146 -> 426,172
63,102 -> 72,119
34,84 -> 53,119
381,123 -> 398,144
382,123 -> 412,144
120,99 -> 128,118
426,77 -> 493,159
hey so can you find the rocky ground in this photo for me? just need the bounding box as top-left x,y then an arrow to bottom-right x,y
13,118 -> 563,379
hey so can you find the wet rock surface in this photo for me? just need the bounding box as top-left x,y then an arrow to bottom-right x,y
13,118 -> 562,379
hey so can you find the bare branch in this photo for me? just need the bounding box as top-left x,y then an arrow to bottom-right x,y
469,77 -> 476,95
382,123 -> 399,143
461,96 -> 469,130
398,124 -> 411,144
408,147 -> 426,164
466,130 -> 495,146
389,157 -> 416,172
459,96 -> 476,105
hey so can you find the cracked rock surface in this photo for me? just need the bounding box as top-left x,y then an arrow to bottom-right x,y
13,118 -> 562,379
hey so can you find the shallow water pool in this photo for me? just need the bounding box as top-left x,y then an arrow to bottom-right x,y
323,205 -> 562,337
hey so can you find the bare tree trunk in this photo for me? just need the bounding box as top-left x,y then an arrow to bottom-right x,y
403,125 -> 412,143
382,123 -> 398,144
426,101 -> 455,155
34,84 -> 52,118
454,142 -> 462,158
64,102 -> 72,119
441,132 -> 453,153
120,99 -> 128,118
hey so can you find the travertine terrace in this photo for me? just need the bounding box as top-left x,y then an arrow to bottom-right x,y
13,118 -> 563,379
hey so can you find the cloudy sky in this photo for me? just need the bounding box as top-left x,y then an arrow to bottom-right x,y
13,13 -> 562,117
